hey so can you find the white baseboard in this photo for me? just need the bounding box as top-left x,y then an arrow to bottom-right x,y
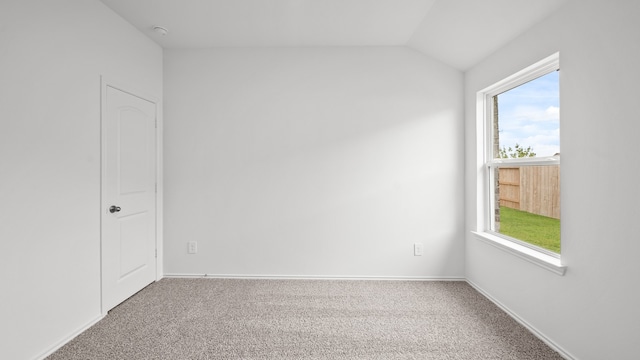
466,279 -> 577,360
164,273 -> 466,281
34,314 -> 104,360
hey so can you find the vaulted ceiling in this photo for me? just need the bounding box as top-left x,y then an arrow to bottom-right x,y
100,0 -> 567,70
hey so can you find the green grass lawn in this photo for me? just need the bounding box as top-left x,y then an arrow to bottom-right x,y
499,206 -> 561,253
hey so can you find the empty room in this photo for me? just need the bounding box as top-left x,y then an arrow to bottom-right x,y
1,0 -> 639,359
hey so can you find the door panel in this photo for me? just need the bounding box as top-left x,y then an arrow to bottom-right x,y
119,108 -> 150,195
102,85 -> 157,313
119,212 -> 150,278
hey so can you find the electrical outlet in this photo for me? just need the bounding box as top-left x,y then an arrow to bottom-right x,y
188,241 -> 198,254
414,243 -> 423,256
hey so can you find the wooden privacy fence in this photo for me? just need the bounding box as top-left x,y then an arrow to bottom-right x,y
499,166 -> 560,219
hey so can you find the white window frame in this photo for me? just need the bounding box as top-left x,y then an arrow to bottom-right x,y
473,53 -> 566,275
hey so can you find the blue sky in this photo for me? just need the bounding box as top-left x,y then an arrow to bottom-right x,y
497,71 -> 560,157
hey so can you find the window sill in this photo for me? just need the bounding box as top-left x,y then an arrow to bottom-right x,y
471,231 -> 566,276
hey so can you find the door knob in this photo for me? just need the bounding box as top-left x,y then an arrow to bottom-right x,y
109,205 -> 121,213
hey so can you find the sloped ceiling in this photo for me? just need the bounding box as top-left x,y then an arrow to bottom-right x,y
408,0 -> 567,70
99,0 -> 567,71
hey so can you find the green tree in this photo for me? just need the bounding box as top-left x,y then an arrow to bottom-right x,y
499,143 -> 536,158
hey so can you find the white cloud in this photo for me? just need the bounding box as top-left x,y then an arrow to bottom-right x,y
499,126 -> 559,157
501,105 -> 559,126
545,105 -> 559,119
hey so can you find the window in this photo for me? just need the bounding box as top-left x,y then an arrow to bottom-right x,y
476,53 -> 563,272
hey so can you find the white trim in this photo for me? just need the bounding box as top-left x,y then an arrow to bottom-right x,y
99,76 -> 108,315
154,89 -> 164,282
475,52 -> 564,269
164,273 -> 466,281
472,231 -> 566,275
466,279 -> 576,360
489,156 -> 560,167
100,76 -> 163,315
482,52 -> 560,97
34,315 -> 104,360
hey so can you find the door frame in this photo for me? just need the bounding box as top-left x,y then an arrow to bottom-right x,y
100,76 -> 163,315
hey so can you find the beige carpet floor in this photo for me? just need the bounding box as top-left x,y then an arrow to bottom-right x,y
47,278 -> 563,359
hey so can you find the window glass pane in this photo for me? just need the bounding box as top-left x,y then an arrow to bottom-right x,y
492,165 -> 561,253
491,70 -> 560,254
493,71 -> 560,159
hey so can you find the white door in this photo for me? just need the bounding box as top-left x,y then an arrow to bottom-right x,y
102,85 -> 157,313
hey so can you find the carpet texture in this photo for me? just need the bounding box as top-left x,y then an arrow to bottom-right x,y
47,278 -> 563,359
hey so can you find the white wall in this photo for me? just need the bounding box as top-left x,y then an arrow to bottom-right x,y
464,1 -> 640,359
164,47 -> 464,278
0,1 -> 162,359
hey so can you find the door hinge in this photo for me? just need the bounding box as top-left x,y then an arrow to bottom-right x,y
155,183 -> 157,193
155,249 -> 158,258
